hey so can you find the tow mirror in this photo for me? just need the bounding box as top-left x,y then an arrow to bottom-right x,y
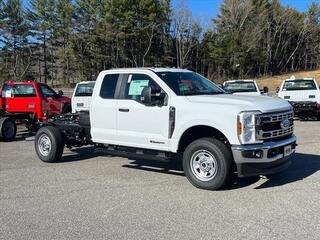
260,86 -> 269,94
141,86 -> 152,104
58,90 -> 64,96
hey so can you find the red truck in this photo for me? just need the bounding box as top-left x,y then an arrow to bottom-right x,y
0,81 -> 71,141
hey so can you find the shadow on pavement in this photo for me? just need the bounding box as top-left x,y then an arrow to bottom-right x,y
122,153 -> 320,190
122,158 -> 185,177
53,146 -> 320,190
60,147 -> 99,162
254,152 -> 320,189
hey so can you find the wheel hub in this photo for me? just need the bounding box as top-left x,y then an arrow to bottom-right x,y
38,134 -> 52,156
190,150 -> 218,181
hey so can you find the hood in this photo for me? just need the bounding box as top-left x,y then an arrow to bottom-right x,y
186,94 -> 292,113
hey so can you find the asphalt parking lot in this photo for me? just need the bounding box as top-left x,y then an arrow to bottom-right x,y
0,121 -> 319,240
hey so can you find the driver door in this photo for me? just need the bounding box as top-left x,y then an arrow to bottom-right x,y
116,73 -> 170,151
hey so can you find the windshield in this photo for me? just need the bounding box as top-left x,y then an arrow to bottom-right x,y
224,82 -> 257,93
156,71 -> 224,96
39,85 -> 58,98
75,82 -> 95,97
283,80 -> 317,91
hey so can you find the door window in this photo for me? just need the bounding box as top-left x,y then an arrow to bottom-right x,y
100,74 -> 120,99
39,85 -> 58,98
124,74 -> 163,103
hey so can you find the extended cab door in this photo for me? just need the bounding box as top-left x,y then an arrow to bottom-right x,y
38,84 -> 63,115
90,73 -> 121,143
116,73 -> 170,151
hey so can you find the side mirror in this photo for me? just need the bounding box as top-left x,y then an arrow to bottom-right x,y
141,86 -> 166,106
276,87 -> 280,94
260,86 -> 269,94
141,86 -> 152,104
58,90 -> 64,96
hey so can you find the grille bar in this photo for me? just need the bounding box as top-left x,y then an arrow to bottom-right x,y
256,110 -> 294,140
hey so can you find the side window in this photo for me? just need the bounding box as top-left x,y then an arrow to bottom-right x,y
39,85 -> 57,98
2,85 -> 13,97
124,74 -> 162,102
100,74 -> 119,99
12,84 -> 36,97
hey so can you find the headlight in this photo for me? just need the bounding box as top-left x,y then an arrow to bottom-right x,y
237,111 -> 262,144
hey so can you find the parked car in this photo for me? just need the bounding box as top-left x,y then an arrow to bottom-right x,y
71,81 -> 95,113
277,76 -> 320,120
0,81 -> 71,140
34,68 -> 296,190
222,80 -> 268,96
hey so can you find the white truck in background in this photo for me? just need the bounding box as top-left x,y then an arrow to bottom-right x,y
34,68 -> 296,190
278,76 -> 320,120
222,80 -> 268,96
71,81 -> 95,113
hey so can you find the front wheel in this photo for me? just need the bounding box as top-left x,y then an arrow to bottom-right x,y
182,138 -> 233,190
0,117 -> 17,141
35,126 -> 65,162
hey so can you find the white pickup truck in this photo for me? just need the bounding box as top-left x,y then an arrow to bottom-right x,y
222,80 -> 268,96
34,68 -> 296,190
71,81 -> 95,113
278,77 -> 320,120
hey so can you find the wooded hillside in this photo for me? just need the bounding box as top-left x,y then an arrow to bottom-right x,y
0,0 -> 319,86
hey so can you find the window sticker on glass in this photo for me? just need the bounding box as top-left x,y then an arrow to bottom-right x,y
128,80 -> 149,95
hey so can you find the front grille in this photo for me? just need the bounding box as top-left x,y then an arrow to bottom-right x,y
256,110 -> 294,141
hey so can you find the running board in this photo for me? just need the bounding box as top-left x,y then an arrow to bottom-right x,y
96,144 -> 176,162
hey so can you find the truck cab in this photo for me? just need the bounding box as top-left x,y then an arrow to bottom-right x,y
277,76 -> 320,120
0,81 -> 71,138
222,80 -> 267,96
34,68 -> 296,190
71,81 -> 95,113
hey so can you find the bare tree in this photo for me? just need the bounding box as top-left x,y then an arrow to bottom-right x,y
172,0 -> 202,68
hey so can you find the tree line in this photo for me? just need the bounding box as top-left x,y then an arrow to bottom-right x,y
0,0 -> 319,86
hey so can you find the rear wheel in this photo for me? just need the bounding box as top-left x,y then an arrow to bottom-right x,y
182,138 -> 233,190
35,126 -> 65,162
0,117 -> 17,141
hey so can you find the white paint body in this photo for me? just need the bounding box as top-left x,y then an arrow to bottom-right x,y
278,78 -> 320,103
71,81 -> 95,113
90,68 -> 292,153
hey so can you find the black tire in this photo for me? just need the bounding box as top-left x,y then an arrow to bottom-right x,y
0,117 -> 17,141
182,138 -> 233,190
35,126 -> 65,163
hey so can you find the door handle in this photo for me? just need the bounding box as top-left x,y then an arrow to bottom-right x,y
118,108 -> 130,112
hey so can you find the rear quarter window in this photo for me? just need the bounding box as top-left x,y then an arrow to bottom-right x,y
100,74 -> 120,99
12,84 -> 37,97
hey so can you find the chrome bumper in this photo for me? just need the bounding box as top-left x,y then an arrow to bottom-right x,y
231,135 -> 296,177
231,135 -> 296,164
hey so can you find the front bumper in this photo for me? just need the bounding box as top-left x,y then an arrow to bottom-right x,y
231,135 -> 296,177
